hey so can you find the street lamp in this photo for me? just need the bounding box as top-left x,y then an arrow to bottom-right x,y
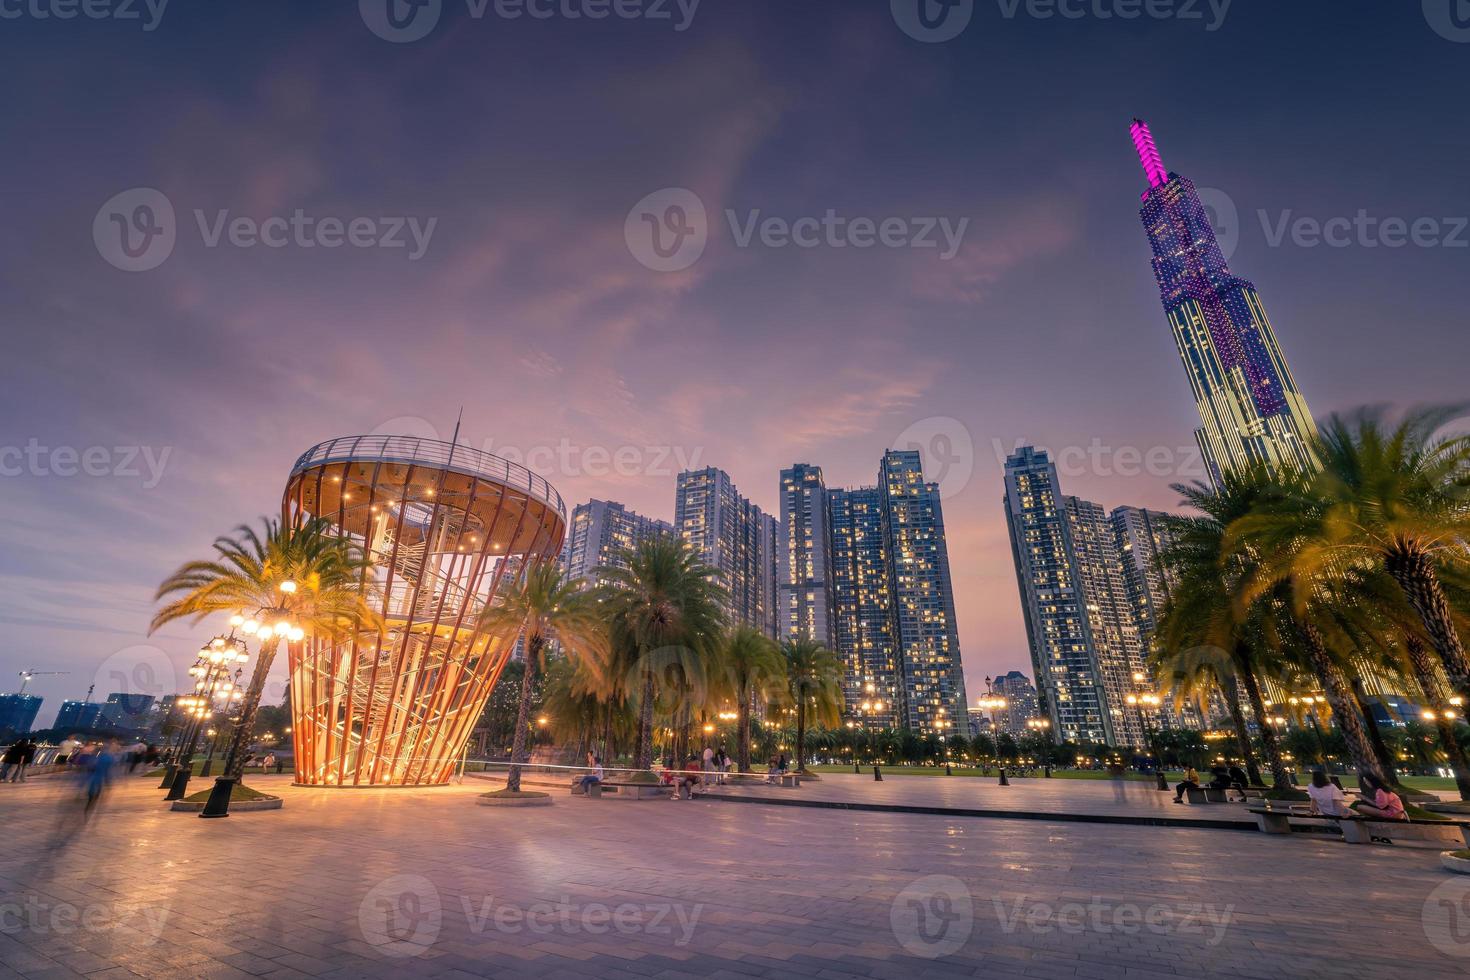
165,633 -> 250,801
1127,676 -> 1169,791
200,582 -> 303,818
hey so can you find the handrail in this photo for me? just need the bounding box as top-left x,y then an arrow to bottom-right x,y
290,435 -> 566,518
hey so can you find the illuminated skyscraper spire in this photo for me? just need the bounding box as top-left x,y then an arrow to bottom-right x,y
1130,118 -> 1168,191
1130,119 -> 1317,484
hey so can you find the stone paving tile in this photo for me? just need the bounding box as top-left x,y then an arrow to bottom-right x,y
2,775 -> 1469,979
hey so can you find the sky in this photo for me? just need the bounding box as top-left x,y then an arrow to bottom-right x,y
2,0 -> 1468,725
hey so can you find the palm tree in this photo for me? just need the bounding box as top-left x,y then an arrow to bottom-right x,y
478,564 -> 606,793
1151,643 -> 1265,787
715,626 -> 786,772
152,517 -> 378,796
597,536 -> 725,770
1244,407 -> 1470,696
1154,470 -> 1296,788
779,638 -> 843,774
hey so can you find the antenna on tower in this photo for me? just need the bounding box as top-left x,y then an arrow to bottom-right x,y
1130,118 -> 1169,191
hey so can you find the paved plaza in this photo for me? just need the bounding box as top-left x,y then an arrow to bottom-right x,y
3,772 -> 1470,979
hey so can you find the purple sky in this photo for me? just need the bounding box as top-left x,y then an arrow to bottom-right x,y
3,2 -> 1468,723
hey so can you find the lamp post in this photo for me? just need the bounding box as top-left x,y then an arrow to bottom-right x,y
201,585 -> 304,818
1127,672 -> 1169,791
165,634 -> 249,801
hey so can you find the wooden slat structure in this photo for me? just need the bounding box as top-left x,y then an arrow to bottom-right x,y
281,435 -> 566,787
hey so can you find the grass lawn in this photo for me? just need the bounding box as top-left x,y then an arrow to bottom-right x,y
808,763 -> 1459,793
182,782 -> 274,803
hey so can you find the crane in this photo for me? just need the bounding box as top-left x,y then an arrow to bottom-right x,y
17,670 -> 68,695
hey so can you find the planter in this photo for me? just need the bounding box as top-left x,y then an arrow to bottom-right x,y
477,792 -> 553,807
1441,850 -> 1470,874
170,796 -> 282,812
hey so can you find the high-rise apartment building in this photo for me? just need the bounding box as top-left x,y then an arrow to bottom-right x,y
989,671 -> 1041,737
0,694 -> 43,737
563,499 -> 674,584
675,467 -> 781,638
1004,447 -> 1151,747
813,452 -> 969,735
779,464 -> 837,650
1131,119 -> 1317,484
53,700 -> 103,732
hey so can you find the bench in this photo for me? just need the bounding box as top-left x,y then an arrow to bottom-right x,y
593,780 -> 667,800
1246,802 -> 1470,846
1184,785 -> 1231,804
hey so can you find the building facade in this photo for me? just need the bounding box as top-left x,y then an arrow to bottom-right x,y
54,700 -> 103,732
563,499 -> 673,584
1131,119 -> 1317,485
0,694 -> 43,738
1004,447 -> 1153,747
816,452 -> 969,736
675,467 -> 781,638
989,670 -> 1042,737
779,464 -> 837,650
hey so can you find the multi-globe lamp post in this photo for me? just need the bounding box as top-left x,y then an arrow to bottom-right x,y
164,634 -> 249,801
199,583 -> 304,818
1126,672 -> 1169,791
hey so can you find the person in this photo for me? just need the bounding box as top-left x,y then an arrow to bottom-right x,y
56,735 -> 80,766
702,743 -> 715,776
82,740 -> 119,816
766,756 -> 781,784
716,746 -> 730,784
777,753 -> 789,774
125,741 -> 147,773
13,739 -> 36,783
144,744 -> 161,768
262,752 -> 277,774
1355,772 -> 1407,821
1173,766 -> 1201,804
0,741 -> 23,783
274,754 -> 286,774
671,756 -> 702,801
1306,770 -> 1350,817
576,753 -> 603,795
1226,764 -> 1250,800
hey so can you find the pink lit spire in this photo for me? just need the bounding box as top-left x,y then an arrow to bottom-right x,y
1130,118 -> 1168,190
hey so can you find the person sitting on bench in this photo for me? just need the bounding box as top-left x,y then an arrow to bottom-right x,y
1226,765 -> 1250,800
1172,766 -> 1201,804
1306,769 -> 1350,817
671,756 -> 702,800
1354,772 -> 1407,820
575,753 -> 603,795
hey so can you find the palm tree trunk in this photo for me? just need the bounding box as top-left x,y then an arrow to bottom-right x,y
1405,631 -> 1470,800
796,700 -> 807,772
737,693 -> 752,773
1387,547 -> 1470,699
634,671 -> 655,770
223,637 -> 282,780
1236,659 -> 1291,788
1222,675 -> 1263,787
1301,624 -> 1386,785
505,636 -> 542,793
1350,676 -> 1400,786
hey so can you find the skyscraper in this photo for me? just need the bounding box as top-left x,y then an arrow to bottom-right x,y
1131,119 -> 1317,484
779,464 -> 837,650
0,694 -> 43,738
563,499 -> 674,585
989,671 -> 1041,737
820,452 -> 969,735
1003,447 -> 1148,747
54,699 -> 103,732
675,467 -> 781,638
1110,506 -> 1179,641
